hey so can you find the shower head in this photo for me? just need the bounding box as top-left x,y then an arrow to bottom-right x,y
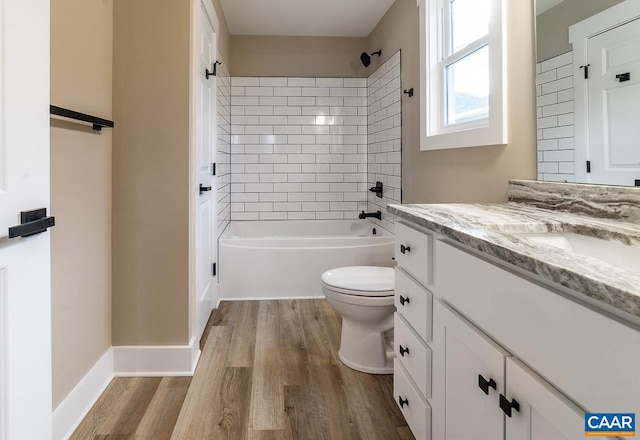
360,52 -> 371,67
360,50 -> 382,67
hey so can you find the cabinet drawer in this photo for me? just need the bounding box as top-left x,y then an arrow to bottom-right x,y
395,268 -> 433,342
394,359 -> 431,440
395,313 -> 431,398
395,221 -> 432,286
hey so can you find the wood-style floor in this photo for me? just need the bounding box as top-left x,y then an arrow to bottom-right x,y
71,300 -> 414,440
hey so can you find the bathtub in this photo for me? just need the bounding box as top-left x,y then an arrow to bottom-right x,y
219,220 -> 395,300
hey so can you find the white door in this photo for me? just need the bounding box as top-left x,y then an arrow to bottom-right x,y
587,18 -> 640,186
432,300 -> 508,440
0,0 -> 52,439
505,358 -> 618,440
193,0 -> 217,340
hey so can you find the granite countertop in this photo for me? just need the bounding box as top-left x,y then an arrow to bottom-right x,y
387,201 -> 640,321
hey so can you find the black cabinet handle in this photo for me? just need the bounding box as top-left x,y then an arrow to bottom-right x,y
400,244 -> 411,254
399,295 -> 410,306
399,345 -> 410,357
478,374 -> 497,395
199,183 -> 212,195
398,396 -> 409,408
499,394 -> 520,417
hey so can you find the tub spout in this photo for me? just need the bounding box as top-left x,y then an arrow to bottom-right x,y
359,211 -> 382,220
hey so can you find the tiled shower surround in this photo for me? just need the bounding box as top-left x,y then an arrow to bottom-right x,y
229,51 -> 402,228
536,51 -> 576,182
230,77 -> 369,221
367,51 -> 401,233
216,58 -> 231,238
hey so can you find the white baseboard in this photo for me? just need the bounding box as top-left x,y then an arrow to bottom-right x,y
53,348 -> 114,440
220,295 -> 326,301
113,336 -> 201,377
52,339 -> 202,439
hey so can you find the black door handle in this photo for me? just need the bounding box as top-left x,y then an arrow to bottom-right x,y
399,345 -> 410,357
399,295 -> 410,306
199,183 -> 212,195
8,208 -> 56,239
398,396 -> 409,408
616,72 -> 630,82
499,394 -> 520,417
400,244 -> 411,254
478,374 -> 497,395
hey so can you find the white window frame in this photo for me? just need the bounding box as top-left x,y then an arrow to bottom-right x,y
419,0 -> 507,151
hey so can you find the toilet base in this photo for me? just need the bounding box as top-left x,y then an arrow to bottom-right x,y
338,347 -> 394,374
336,316 -> 395,375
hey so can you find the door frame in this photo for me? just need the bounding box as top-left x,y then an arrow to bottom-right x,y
189,0 -> 219,345
570,0 -> 640,183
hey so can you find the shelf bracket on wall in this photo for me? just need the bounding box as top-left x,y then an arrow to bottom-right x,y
50,105 -> 114,131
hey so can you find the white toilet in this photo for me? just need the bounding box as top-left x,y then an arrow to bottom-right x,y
321,266 -> 395,374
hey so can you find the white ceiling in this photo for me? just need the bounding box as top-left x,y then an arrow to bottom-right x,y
220,0 -> 395,37
536,0 -> 567,15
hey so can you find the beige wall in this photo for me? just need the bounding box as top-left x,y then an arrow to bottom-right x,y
536,0 -> 623,62
50,0 -> 113,408
368,0 -> 537,204
112,0 -> 191,345
230,35 -> 369,77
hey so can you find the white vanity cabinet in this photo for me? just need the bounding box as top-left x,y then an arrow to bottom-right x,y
432,300 -> 591,440
393,222 -> 435,440
393,219 -> 639,440
431,300 -> 507,440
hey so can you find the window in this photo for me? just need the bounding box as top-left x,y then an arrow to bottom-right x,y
419,0 -> 507,150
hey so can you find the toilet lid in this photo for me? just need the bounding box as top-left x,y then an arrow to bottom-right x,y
321,266 -> 394,296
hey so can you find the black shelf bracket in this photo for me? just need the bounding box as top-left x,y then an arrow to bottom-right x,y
50,105 -> 114,131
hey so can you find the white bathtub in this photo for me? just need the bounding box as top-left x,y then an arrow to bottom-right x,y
219,220 -> 395,299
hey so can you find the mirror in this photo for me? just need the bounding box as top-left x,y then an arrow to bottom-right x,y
535,0 -> 640,187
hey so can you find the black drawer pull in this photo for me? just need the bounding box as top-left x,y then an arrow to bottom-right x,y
478,374 -> 496,395
399,345 -> 410,357
400,244 -> 411,254
499,394 -> 520,417
399,295 -> 410,306
398,396 -> 409,408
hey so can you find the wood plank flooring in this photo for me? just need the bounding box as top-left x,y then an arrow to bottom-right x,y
71,300 -> 413,440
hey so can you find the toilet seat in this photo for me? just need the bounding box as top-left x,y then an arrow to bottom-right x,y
321,266 -> 394,297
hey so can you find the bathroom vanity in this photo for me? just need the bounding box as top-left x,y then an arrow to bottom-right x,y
389,180 -> 640,440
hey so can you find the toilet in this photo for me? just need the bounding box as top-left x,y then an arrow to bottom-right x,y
321,266 -> 395,374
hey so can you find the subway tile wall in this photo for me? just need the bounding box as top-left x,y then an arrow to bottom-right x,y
536,51 -> 576,182
367,51 -> 402,233
229,77 -> 370,220
216,58 -> 231,237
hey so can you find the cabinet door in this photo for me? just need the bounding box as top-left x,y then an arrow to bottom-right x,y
432,300 -> 509,440
505,358 -> 617,440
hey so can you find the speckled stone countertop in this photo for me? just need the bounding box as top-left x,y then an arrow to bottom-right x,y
388,181 -> 640,321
